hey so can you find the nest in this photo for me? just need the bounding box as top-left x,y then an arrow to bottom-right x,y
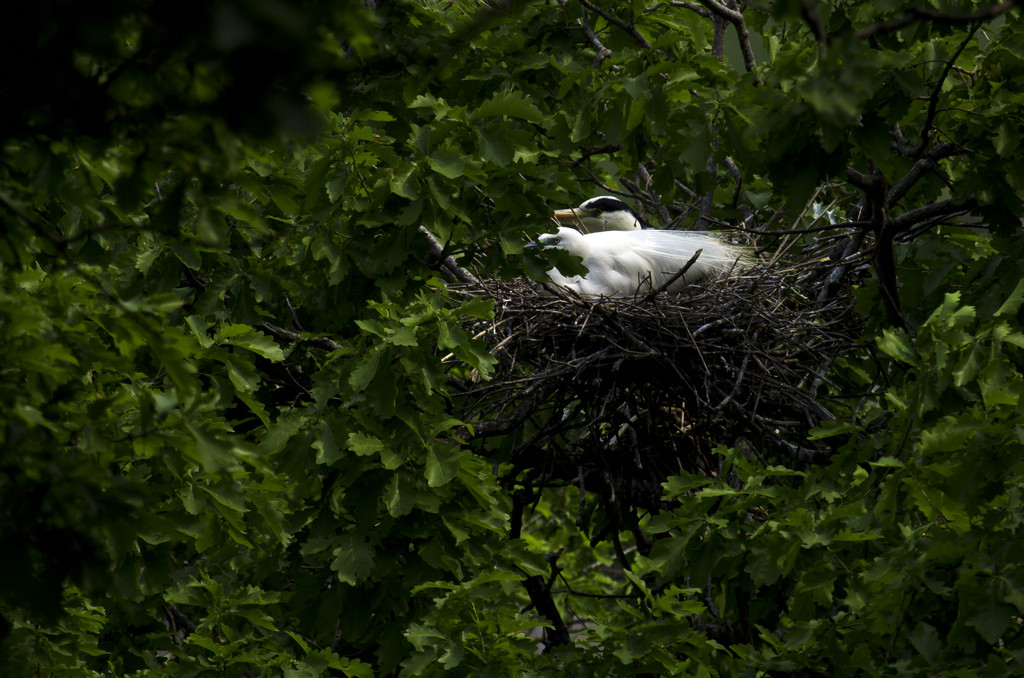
450,262 -> 862,513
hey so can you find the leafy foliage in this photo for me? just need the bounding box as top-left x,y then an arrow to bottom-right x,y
2,0 -> 1024,676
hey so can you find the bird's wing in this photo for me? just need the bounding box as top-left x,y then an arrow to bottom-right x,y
598,230 -> 747,289
593,230 -> 742,261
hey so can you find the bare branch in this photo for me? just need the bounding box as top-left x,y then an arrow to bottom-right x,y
693,0 -> 761,79
845,167 -> 885,193
261,322 -> 345,352
817,229 -> 869,304
890,196 -> 977,231
418,225 -> 479,284
888,142 -> 959,205
579,1 -> 614,68
571,144 -> 622,168
521,561 -> 571,649
643,248 -> 704,302
465,384 -> 551,437
653,1 -> 711,19
579,0 -> 656,50
722,155 -> 745,208
855,1 -> 1020,40
909,22 -> 981,156
844,166 -> 907,328
800,0 -> 828,46
736,220 -> 873,237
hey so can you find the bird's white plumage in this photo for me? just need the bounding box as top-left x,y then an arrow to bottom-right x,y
539,226 -> 749,298
552,196 -> 643,232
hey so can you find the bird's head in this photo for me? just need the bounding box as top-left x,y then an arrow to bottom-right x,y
526,227 -> 590,279
553,196 -> 642,233
532,226 -> 587,254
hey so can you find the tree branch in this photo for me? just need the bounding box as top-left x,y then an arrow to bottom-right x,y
522,574 -> 572,649
845,166 -> 907,329
418,226 -> 479,284
463,384 -> 552,438
888,141 -> 959,205
693,0 -> 761,79
845,167 -> 885,193
578,0 -> 658,52
890,196 -> 976,231
855,1 -> 1020,40
800,0 -> 828,48
571,145 -> 622,167
579,1 -> 614,69
909,22 -> 981,156
261,322 -> 345,352
643,248 -> 704,302
658,1 -> 711,19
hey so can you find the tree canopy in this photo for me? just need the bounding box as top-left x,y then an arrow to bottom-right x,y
2,0 -> 1024,675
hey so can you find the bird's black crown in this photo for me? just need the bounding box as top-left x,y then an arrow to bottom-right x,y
582,197 -> 630,213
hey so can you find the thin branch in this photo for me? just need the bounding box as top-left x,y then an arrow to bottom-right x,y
693,0 -> 761,80
261,322 -> 345,352
888,142 -> 959,205
855,1 -> 1021,40
643,249 -> 704,302
570,144 -> 622,167
722,155 -> 745,208
845,167 -> 885,192
800,0 -> 828,51
909,22 -> 981,156
522,572 -> 572,649
890,196 -> 976,231
579,1 -> 614,68
845,165 -> 908,328
817,229 -> 868,304
654,1 -> 711,19
735,220 -> 872,236
418,225 -> 479,284
579,0 -> 658,52
465,384 -> 551,437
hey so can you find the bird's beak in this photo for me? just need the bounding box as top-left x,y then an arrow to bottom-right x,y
553,208 -> 583,224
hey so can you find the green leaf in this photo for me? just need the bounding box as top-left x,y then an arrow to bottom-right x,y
427,150 -> 465,180
471,90 -> 543,122
331,536 -> 375,586
390,161 -> 419,200
909,623 -> 940,666
457,297 -> 493,320
424,445 -> 461,487
918,421 -> 973,454
314,419 -> 342,465
349,348 -> 383,391
994,277 -> 1024,317
953,342 -> 985,387
385,474 -> 417,517
807,420 -> 859,440
347,431 -> 385,457
476,127 -> 513,167
877,328 -> 916,365
995,121 -> 1022,157
186,423 -> 238,473
220,325 -> 285,361
966,599 -> 1014,644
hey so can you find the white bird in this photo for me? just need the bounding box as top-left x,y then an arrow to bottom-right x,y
552,196 -> 644,232
536,226 -> 750,298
